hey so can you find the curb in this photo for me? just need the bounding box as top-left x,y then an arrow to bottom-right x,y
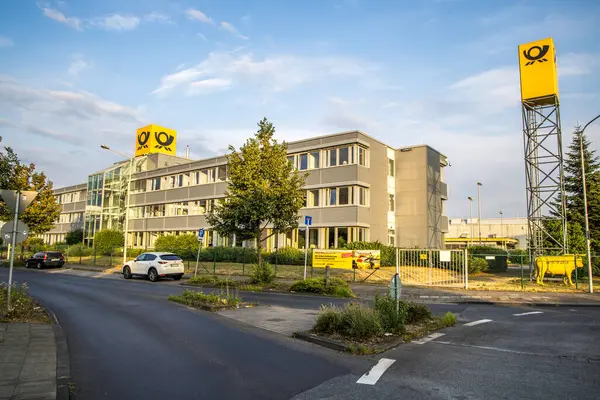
293,332 -> 348,352
41,305 -> 72,400
408,299 -> 600,308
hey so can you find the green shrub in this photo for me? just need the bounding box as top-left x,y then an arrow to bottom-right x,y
65,229 -> 84,245
187,275 -> 238,288
468,256 -> 488,274
25,238 -> 46,252
314,305 -> 342,334
249,262 -> 275,284
168,289 -> 240,307
339,303 -> 382,341
94,229 -> 124,256
266,247 -> 310,265
468,246 -> 508,272
374,293 -> 406,333
405,302 -> 432,324
289,277 -> 354,298
66,244 -> 93,257
154,235 -> 178,252
441,312 -> 456,327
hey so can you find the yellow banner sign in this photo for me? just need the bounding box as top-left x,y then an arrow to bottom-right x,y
518,37 -> 559,104
312,249 -> 381,270
135,124 -> 177,157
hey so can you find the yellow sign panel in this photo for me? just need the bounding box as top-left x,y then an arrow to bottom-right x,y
419,254 -> 427,260
135,124 -> 177,157
518,37 -> 559,104
312,249 -> 381,270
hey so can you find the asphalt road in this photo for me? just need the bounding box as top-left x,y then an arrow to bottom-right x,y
2,267 -> 600,400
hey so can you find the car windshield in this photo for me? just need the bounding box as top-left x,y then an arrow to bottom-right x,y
160,254 -> 181,261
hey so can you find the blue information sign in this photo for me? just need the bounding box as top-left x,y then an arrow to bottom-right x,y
304,216 -> 312,226
198,228 -> 205,241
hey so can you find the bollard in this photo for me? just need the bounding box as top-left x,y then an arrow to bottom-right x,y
353,267 -> 356,283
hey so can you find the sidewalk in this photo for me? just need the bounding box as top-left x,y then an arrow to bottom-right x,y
0,323 -> 56,400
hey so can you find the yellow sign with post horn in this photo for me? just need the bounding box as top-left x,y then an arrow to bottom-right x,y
312,249 -> 381,270
518,37 -> 559,105
135,124 -> 177,157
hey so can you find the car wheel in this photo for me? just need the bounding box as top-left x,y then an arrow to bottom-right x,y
147,268 -> 158,282
173,275 -> 182,281
123,266 -> 132,279
37,262 -> 43,270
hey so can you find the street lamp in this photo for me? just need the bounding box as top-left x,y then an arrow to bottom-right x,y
467,196 -> 474,247
580,113 -> 600,294
499,210 -> 504,250
477,182 -> 483,245
101,145 -> 134,264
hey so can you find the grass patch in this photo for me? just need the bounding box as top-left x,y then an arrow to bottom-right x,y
289,277 -> 355,298
186,275 -> 239,288
309,296 -> 454,353
0,283 -> 51,323
168,289 -> 242,311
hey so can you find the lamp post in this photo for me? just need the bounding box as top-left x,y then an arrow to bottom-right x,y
467,196 -> 474,247
499,210 -> 504,250
477,182 -> 483,245
101,145 -> 134,264
580,113 -> 600,294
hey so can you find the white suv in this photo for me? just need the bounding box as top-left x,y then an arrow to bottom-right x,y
122,252 -> 185,282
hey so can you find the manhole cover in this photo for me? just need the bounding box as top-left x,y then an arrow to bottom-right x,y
266,318 -> 285,322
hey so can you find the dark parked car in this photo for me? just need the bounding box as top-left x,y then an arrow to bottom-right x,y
26,252 -> 65,269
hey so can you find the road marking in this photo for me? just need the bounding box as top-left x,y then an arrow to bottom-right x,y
356,358 -> 396,385
513,311 -> 543,316
413,332 -> 445,344
464,319 -> 493,327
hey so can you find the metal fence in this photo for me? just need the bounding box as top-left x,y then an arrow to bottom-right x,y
396,248 -> 468,288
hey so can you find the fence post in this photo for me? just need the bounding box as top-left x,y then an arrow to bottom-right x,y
520,254 -> 524,289
93,245 -> 97,265
213,249 -> 216,275
275,246 -> 279,277
79,245 -> 82,265
575,254 -> 579,290
464,248 -> 469,289
242,248 -> 246,275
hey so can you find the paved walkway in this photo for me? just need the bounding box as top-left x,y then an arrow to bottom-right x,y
0,323 -> 56,400
219,306 -> 318,336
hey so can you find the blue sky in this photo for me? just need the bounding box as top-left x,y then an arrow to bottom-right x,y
1,0 -> 599,219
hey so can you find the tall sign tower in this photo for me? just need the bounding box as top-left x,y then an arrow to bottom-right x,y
518,37 -> 567,263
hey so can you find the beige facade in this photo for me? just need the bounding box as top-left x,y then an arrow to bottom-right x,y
45,131 -> 449,250
445,217 -> 528,249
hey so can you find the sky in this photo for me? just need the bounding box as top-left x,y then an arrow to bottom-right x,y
1,0 -> 599,219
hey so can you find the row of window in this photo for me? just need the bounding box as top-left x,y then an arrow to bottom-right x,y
58,212 -> 84,224
128,199 -> 222,219
304,186 -> 369,207
134,166 -> 228,193
56,191 -> 84,204
287,144 -> 369,171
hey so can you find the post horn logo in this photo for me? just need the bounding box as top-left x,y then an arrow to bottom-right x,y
154,131 -> 174,151
137,131 -> 150,150
523,45 -> 550,66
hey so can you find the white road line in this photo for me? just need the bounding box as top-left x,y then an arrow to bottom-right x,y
464,319 -> 493,327
413,332 -> 446,345
356,358 -> 396,385
513,311 -> 544,316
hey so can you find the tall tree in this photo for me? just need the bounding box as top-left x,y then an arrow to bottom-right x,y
207,118 -> 307,265
0,137 -> 61,235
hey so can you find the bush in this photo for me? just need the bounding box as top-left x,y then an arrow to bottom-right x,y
468,246 -> 508,272
314,305 -> 343,334
187,275 -> 238,288
65,229 -> 83,245
266,247 -> 308,265
25,238 -> 46,252
0,283 -> 50,323
405,302 -> 432,324
468,256 -> 488,274
66,244 -> 92,257
374,293 -> 406,333
154,235 -> 178,253
289,277 -> 354,298
339,303 -> 383,341
94,229 -> 124,256
441,312 -> 456,327
168,289 -> 240,307
249,262 -> 275,284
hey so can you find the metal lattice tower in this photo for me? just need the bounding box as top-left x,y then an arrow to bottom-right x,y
522,95 -> 567,264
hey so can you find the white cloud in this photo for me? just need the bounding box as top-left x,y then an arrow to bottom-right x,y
185,8 -> 213,24
187,78 -> 232,96
0,36 -> 14,48
558,53 -> 600,77
197,32 -> 208,41
144,12 -> 172,24
41,7 -> 83,31
449,67 -> 520,113
68,55 -> 90,76
92,14 -> 140,31
220,21 -> 248,40
153,51 -> 379,96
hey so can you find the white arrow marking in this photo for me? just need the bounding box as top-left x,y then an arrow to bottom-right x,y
356,358 -> 396,385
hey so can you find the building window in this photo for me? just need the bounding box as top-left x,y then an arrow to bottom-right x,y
339,147 -> 350,165
287,156 -> 295,167
328,188 -> 337,206
389,194 -> 395,212
358,187 -> 368,206
358,146 -> 367,166
339,187 -> 351,205
388,159 -> 395,176
217,166 -> 227,182
310,151 -> 320,168
149,177 -> 161,191
328,148 -> 337,167
307,189 -> 319,207
145,204 -> 165,217
299,153 -> 308,170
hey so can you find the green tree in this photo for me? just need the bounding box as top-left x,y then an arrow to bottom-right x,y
0,137 -> 61,235
154,235 -> 178,252
94,229 -> 124,256
207,118 -> 307,266
65,229 -> 84,245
